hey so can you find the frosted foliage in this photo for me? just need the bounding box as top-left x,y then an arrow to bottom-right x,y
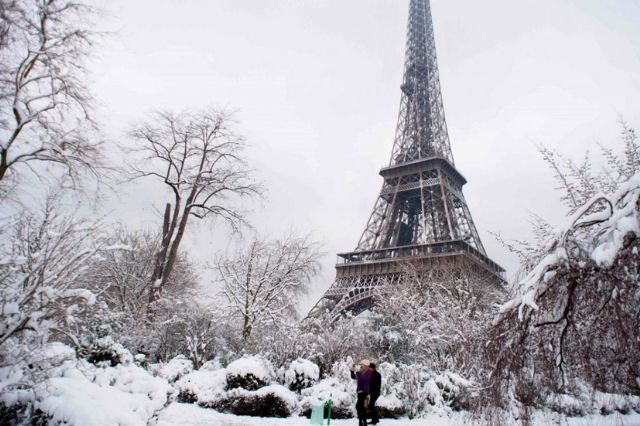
227,384 -> 298,411
226,355 -> 274,383
501,172 -> 640,318
370,265 -> 499,371
153,355 -> 194,383
216,235 -> 320,340
81,227 -> 201,362
0,196 -> 114,373
176,369 -> 227,405
0,0 -> 103,189
1,343 -> 172,426
285,358 -> 320,391
484,156 -> 640,415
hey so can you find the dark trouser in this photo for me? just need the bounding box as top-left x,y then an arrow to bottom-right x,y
356,392 -> 369,424
370,395 -> 379,423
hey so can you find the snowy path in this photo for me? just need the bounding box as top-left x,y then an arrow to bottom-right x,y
154,403 -> 640,426
153,403 -> 459,426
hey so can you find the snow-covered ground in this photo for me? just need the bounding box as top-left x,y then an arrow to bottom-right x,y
153,403 -> 460,426
154,403 -> 640,426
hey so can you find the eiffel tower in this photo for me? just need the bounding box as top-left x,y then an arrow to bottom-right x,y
311,0 -> 505,318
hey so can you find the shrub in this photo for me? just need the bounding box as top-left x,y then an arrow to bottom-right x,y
376,394 -> 406,418
225,356 -> 273,391
211,385 -> 297,417
79,337 -> 133,367
152,355 -> 194,383
285,358 -> 320,392
176,369 -> 227,405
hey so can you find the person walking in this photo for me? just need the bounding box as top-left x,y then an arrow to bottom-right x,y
369,363 -> 381,425
351,359 -> 372,426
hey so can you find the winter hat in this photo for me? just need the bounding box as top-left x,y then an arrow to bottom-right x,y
361,359 -> 370,367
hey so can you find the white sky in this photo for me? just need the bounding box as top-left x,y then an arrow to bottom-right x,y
87,0 -> 640,313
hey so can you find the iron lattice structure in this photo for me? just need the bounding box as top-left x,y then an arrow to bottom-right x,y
310,0 -> 504,318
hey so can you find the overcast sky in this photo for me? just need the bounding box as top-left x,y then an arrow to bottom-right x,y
87,0 -> 640,313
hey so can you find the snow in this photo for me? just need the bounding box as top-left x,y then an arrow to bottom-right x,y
1,342 -> 173,426
1,302 -> 19,315
378,393 -> 404,410
199,358 -> 223,371
153,402 -> 640,426
300,377 -> 354,413
500,172 -> 640,320
153,355 -> 194,383
35,375 -> 156,426
225,355 -> 273,383
175,369 -> 227,405
153,402 -> 458,426
285,358 -> 320,388
226,383 -> 299,411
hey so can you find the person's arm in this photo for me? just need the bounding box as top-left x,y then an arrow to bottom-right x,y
350,369 -> 357,380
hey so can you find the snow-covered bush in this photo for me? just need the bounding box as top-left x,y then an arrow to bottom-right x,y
199,358 -> 223,371
212,384 -> 298,417
225,355 -> 273,391
176,369 -> 227,405
376,394 -> 406,419
434,372 -> 475,411
79,336 -> 133,367
0,342 -> 172,426
285,358 -> 320,392
152,355 -> 194,383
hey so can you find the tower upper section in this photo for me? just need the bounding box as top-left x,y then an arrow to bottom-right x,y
389,0 -> 454,166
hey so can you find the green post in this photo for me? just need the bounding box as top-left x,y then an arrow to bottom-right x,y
327,393 -> 333,426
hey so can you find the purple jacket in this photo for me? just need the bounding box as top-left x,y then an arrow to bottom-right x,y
351,369 -> 372,393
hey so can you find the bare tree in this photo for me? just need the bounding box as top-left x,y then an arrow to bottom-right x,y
128,108 -> 260,318
0,0 -> 102,190
216,235 -> 321,340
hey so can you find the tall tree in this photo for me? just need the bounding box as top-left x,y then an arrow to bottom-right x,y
0,0 -> 102,189
129,108 -> 260,317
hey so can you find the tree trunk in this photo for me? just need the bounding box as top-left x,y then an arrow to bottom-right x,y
241,251 -> 254,340
147,203 -> 171,321
0,149 -> 8,181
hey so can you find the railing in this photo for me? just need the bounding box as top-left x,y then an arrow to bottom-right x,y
337,239 -> 505,277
